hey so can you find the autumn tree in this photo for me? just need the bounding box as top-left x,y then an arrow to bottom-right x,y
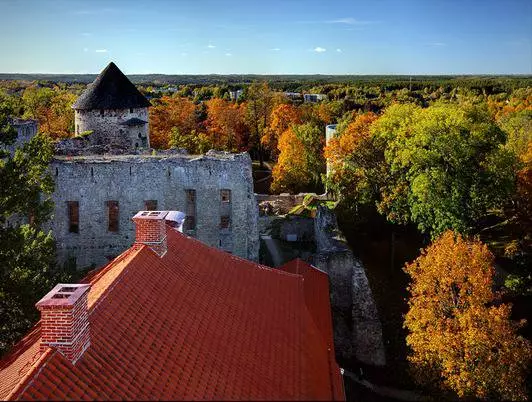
262,103 -> 301,159
205,98 -> 248,152
271,122 -> 325,193
244,82 -> 282,165
149,96 -> 198,149
499,109 -> 532,159
22,86 -> 76,139
324,112 -> 384,210
404,231 -> 531,400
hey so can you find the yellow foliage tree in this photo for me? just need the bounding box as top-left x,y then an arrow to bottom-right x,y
22,86 -> 76,139
271,127 -> 308,193
404,231 -> 531,400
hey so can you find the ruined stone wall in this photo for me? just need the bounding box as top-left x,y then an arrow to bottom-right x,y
313,206 -> 385,366
48,151 -> 259,268
5,119 -> 38,154
74,108 -> 149,149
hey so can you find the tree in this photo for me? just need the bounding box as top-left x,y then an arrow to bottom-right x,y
22,86 -> 75,140
169,127 -> 212,155
0,112 -> 71,356
404,231 -> 531,400
262,103 -> 301,159
149,96 -> 198,149
373,103 -> 520,237
244,82 -> 281,165
205,98 -> 248,152
324,112 -> 383,210
271,122 -> 325,193
499,109 -> 532,159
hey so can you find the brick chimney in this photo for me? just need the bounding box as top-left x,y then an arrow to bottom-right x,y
36,283 -> 91,364
132,211 -> 169,257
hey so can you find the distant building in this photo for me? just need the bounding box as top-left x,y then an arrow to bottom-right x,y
0,210 -> 345,401
228,89 -> 243,101
325,124 -> 338,178
304,93 -> 327,103
283,92 -> 302,101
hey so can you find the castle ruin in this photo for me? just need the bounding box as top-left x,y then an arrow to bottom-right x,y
50,62 -> 259,268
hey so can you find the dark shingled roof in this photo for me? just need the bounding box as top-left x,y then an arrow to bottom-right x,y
72,62 -> 151,110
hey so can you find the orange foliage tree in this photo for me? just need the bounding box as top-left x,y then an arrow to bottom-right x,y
149,96 -> 198,149
205,98 -> 248,152
22,86 -> 76,140
262,104 -> 301,159
324,112 -> 382,206
271,123 -> 325,193
404,231 -> 531,400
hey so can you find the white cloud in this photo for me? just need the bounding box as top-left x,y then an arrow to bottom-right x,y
336,48 -> 342,53
225,53 -> 232,56
95,49 -> 108,53
270,48 -> 281,51
314,47 -> 326,53
207,44 -> 216,48
326,17 -> 375,25
83,47 -> 89,52
429,42 -> 447,47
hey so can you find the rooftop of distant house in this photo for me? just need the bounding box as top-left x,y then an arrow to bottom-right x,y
0,212 -> 344,401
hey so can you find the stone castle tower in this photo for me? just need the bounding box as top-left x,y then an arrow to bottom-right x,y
72,62 -> 151,150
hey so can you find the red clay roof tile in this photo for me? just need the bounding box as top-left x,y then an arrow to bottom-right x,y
1,228 -> 344,401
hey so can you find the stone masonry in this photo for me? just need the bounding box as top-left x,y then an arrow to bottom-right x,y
313,205 -> 385,366
49,151 -> 259,268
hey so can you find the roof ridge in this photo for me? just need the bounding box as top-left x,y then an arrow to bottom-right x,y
89,246 -> 145,312
169,229 -> 303,278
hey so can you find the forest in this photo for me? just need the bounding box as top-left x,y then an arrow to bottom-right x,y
0,75 -> 531,400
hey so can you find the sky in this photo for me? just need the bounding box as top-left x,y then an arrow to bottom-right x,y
0,0 -> 530,75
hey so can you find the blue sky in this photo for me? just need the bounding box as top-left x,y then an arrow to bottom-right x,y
0,0 -> 530,74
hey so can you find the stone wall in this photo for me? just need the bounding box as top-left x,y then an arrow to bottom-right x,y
6,118 -> 38,154
313,206 -> 385,366
49,150 -> 259,268
73,107 -> 149,151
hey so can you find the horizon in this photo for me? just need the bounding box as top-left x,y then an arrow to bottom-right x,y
1,0 -> 531,75
1,71 -> 532,77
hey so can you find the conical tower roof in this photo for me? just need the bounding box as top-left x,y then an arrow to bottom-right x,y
72,62 -> 150,110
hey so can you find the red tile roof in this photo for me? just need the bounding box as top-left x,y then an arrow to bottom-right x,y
0,228 -> 344,401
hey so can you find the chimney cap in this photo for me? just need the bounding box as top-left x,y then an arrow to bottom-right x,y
36,283 -> 90,309
132,211 -> 169,220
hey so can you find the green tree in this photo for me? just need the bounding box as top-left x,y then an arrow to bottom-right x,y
374,103 -> 519,237
0,112 -> 71,356
498,109 -> 532,159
